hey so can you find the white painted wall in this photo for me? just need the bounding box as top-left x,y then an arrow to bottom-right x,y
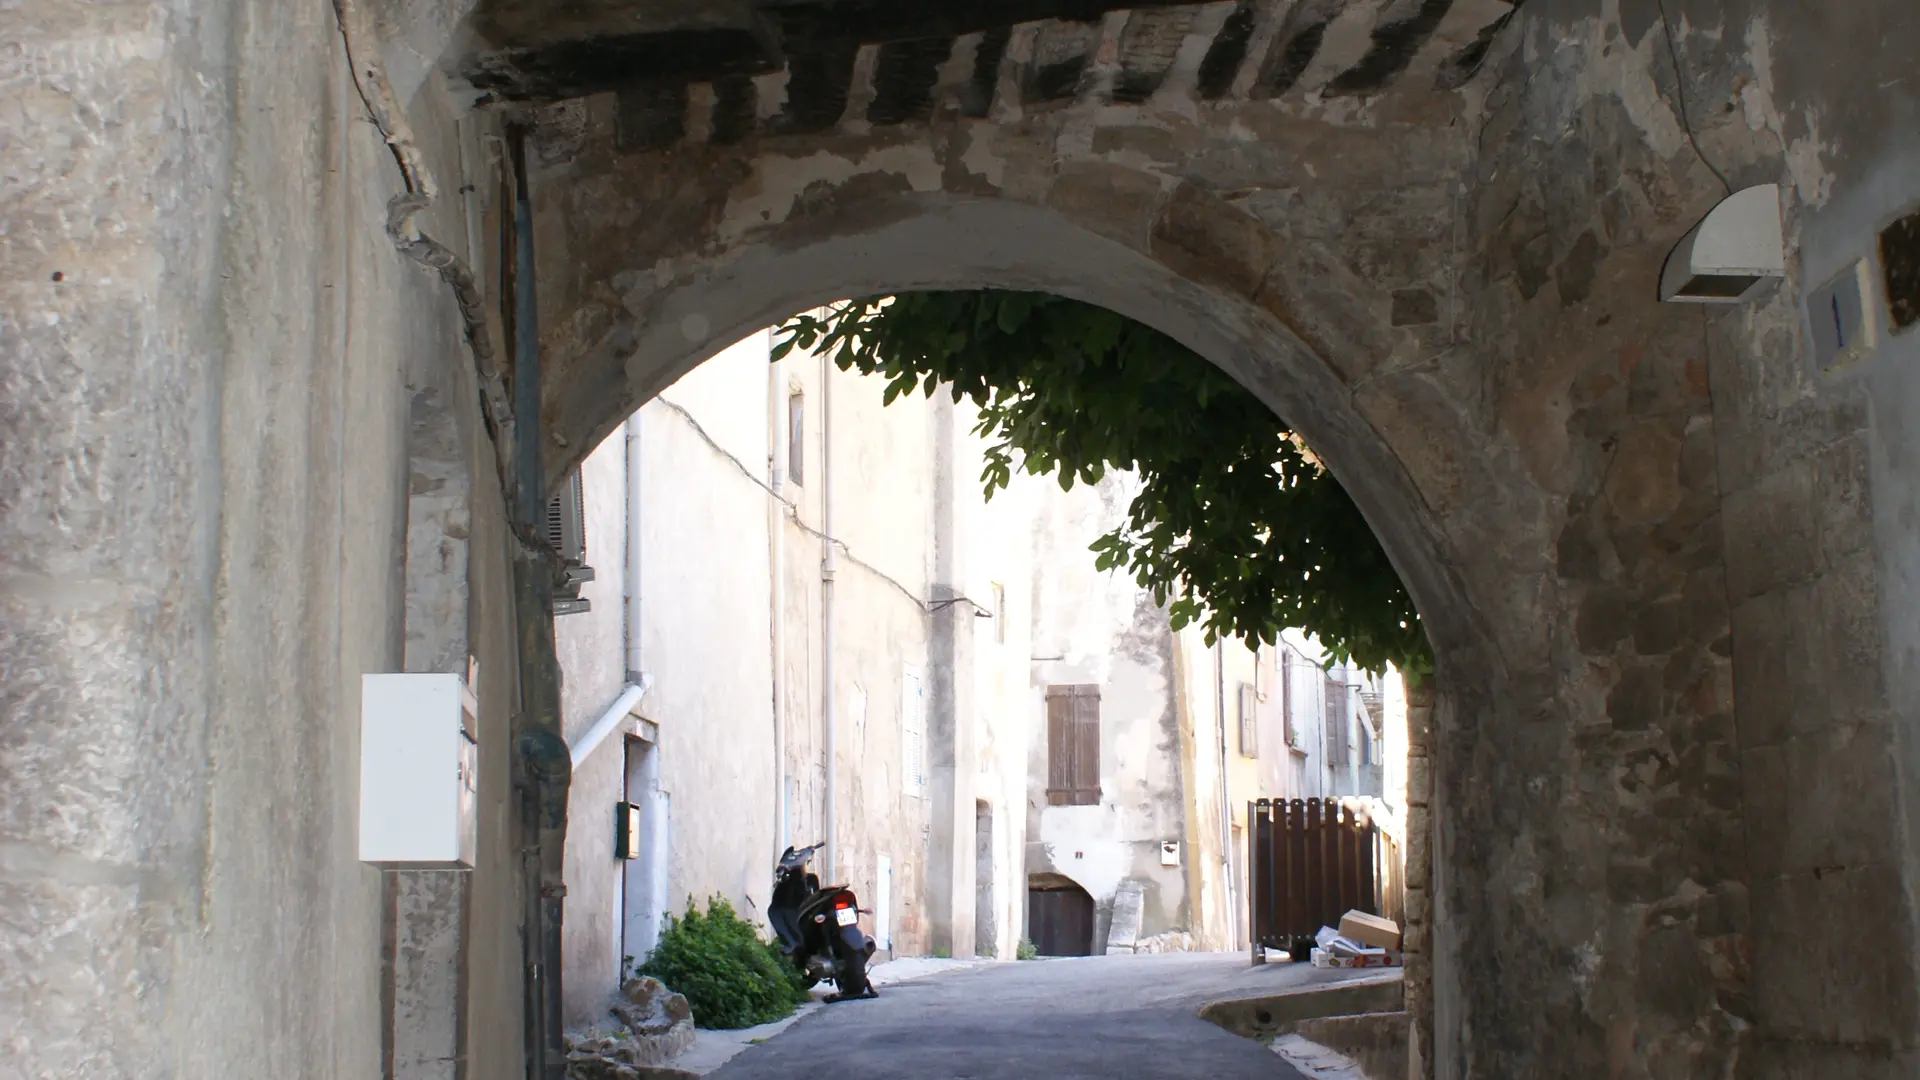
557,327 -> 1037,1025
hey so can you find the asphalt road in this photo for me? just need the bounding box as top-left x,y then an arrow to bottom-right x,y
707,951 -> 1351,1080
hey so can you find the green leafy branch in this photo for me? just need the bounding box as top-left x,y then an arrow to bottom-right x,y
774,291 -> 1429,675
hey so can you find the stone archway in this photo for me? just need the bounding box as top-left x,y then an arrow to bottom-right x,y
10,0 -> 1909,1076
487,5 -> 1805,1067
512,123 -> 1642,1077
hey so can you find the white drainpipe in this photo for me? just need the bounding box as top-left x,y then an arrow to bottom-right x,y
769,338 -> 789,856
569,675 -> 653,770
1215,640 -> 1239,950
569,412 -> 654,771
626,414 -> 646,684
820,347 -> 838,883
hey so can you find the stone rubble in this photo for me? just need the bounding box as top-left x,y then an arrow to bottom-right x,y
564,977 -> 698,1080
1129,930 -> 1198,955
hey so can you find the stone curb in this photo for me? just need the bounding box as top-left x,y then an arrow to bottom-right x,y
1271,1034 -> 1372,1080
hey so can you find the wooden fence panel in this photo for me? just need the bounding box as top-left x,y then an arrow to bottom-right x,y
1246,797 -> 1387,953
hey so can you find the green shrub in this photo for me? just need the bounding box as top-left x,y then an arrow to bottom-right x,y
639,896 -> 810,1029
1016,937 -> 1039,961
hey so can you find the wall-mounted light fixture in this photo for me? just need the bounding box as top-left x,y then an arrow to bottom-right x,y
1660,184 -> 1786,304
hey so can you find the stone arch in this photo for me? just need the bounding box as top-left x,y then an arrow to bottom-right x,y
531,178 -> 1547,689
480,2 -> 1820,1074
524,145 -> 1566,1072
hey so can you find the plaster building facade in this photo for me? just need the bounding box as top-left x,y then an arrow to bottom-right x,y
550,327 -> 1042,1025
1022,470 -> 1408,959
9,2 -> 1920,1079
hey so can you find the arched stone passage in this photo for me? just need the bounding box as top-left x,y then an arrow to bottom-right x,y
492,2 -> 1815,1068
7,0 -> 1912,1075
511,104 -> 1629,1076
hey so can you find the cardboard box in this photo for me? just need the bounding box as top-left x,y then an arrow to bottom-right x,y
1338,910 -> 1402,951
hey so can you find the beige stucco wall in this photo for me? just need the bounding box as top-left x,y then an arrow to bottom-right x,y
1025,471 -> 1204,950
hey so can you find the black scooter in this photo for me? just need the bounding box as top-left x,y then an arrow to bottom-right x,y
768,842 -> 878,1001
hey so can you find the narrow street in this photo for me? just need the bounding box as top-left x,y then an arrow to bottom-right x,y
709,953 -> 1371,1079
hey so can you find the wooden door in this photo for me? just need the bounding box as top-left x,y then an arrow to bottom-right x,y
1028,883 -> 1095,956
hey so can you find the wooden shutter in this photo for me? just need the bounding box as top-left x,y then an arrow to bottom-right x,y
1071,687 -> 1100,805
1281,652 -> 1295,748
1324,675 -> 1348,766
1238,682 -> 1258,758
1046,687 -> 1072,805
1047,685 -> 1101,806
543,470 -> 586,562
787,391 -> 805,486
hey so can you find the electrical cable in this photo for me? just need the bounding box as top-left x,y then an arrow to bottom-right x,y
1653,0 -> 1736,197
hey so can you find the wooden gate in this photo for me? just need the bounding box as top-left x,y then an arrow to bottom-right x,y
1027,881 -> 1095,956
1247,798 -> 1382,956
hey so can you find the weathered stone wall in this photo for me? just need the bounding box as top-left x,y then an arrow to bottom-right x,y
1440,1 -> 1919,1076
1,0 -> 527,1075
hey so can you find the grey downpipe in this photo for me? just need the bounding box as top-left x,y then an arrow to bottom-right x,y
507,127 -> 569,1080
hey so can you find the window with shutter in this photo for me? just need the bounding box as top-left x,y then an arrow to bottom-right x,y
1323,675 -> 1349,766
546,470 -> 593,616
1237,681 -> 1257,758
1281,652 -> 1296,749
543,470 -> 586,561
787,390 -> 805,486
1045,685 -> 1101,806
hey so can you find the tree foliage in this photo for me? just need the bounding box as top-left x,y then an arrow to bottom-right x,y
774,291 -> 1429,675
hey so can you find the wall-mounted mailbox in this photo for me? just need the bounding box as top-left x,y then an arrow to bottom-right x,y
615,801 -> 642,860
1160,840 -> 1181,867
359,673 -> 478,870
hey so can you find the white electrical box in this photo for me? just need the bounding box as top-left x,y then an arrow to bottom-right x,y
359,673 -> 478,869
1160,840 -> 1181,867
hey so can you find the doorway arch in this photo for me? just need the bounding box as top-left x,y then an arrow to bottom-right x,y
1027,873 -> 1098,958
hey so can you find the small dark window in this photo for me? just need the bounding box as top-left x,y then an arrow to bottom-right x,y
1881,210 -> 1920,333
787,390 -> 805,486
1045,685 -> 1101,806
